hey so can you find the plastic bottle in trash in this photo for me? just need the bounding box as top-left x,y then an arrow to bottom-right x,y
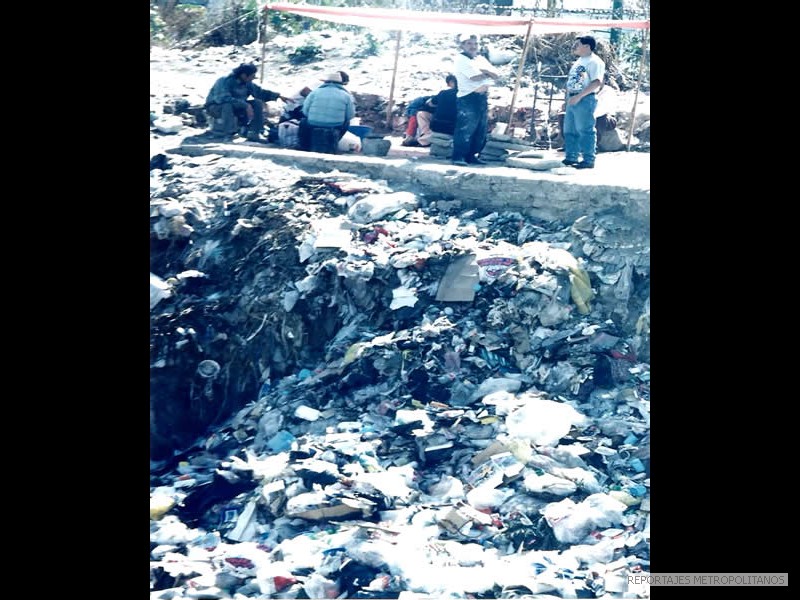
267,430 -> 296,453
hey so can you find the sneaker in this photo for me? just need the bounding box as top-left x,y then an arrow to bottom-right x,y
401,138 -> 420,147
575,161 -> 595,169
562,159 -> 579,166
451,159 -> 470,167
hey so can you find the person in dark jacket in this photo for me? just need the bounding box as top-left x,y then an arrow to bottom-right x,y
204,63 -> 290,143
428,74 -> 459,138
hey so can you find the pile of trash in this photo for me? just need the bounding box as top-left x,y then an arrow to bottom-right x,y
150,152 -> 650,598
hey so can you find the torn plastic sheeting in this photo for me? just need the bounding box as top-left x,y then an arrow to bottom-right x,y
347,191 -> 419,224
538,293 -> 572,327
150,273 -> 172,310
390,286 -> 418,310
466,452 -> 524,489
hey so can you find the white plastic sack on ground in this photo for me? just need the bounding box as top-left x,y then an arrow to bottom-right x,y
541,493 -> 628,544
505,398 -> 590,446
347,191 -> 418,223
338,130 -> 361,153
523,471 -> 578,496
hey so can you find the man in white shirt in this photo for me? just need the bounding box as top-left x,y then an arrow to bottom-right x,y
451,34 -> 499,166
562,35 -> 606,169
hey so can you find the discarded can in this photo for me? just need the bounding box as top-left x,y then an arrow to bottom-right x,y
197,359 -> 221,379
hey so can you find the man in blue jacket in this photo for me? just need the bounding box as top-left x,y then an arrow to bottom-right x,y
204,63 -> 290,143
299,71 -> 356,153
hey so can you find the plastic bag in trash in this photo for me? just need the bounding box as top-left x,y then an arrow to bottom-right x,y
569,266 -> 594,314
505,398 -> 590,446
541,493 -> 628,544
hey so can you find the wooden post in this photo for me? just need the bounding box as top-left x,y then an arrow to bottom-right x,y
506,19 -> 534,139
386,30 -> 402,132
260,6 -> 268,84
626,27 -> 649,151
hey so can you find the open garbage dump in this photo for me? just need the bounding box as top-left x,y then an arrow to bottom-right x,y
150,153 -> 650,599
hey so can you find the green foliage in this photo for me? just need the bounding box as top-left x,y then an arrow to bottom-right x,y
166,5 -> 207,42
269,10 -> 307,36
203,0 -> 260,47
288,39 -> 323,65
353,32 -> 381,58
616,30 -> 650,87
150,7 -> 167,45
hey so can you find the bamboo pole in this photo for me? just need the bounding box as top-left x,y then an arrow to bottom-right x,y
506,19 -> 534,139
626,27 -> 649,151
259,7 -> 268,84
386,31 -> 402,131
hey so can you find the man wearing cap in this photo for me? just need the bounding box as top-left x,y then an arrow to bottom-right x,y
451,34 -> 499,166
299,71 -> 356,154
562,35 -> 606,169
204,62 -> 291,143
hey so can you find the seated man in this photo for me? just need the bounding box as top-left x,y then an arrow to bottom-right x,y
204,62 -> 290,143
401,94 -> 434,146
299,71 -> 355,154
419,74 -> 458,146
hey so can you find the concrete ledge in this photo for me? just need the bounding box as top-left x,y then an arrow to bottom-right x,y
172,142 -> 650,225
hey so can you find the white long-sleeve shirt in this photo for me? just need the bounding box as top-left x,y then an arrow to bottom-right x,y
453,52 -> 497,98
